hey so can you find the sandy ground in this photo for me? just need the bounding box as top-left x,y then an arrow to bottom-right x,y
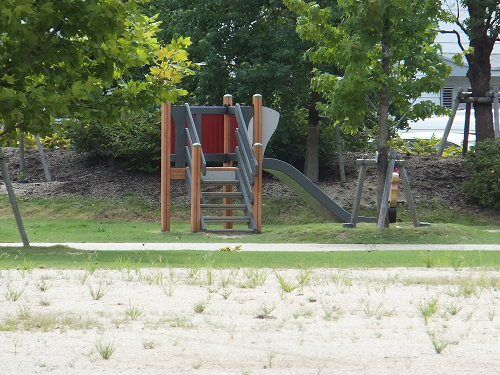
2,266 -> 500,374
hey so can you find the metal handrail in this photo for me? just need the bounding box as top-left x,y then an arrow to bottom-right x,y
234,103 -> 258,176
185,103 -> 206,175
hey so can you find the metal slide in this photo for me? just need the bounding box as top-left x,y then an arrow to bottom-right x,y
262,158 -> 376,224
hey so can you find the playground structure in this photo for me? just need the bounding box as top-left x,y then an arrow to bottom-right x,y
438,87 -> 500,156
160,94 -> 376,233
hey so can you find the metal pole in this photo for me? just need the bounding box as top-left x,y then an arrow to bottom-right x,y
494,87 -> 500,139
335,126 -> 346,182
0,148 -> 30,246
35,135 -> 51,181
438,88 -> 461,156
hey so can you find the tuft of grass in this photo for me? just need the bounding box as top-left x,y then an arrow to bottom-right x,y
417,296 -> 439,325
5,284 -> 24,302
193,300 -> 208,314
360,298 -> 383,317
322,303 -> 343,321
124,300 -> 143,320
256,302 -> 277,319
88,281 -> 111,300
427,332 -> 450,354
95,339 -> 116,360
274,267 -> 314,293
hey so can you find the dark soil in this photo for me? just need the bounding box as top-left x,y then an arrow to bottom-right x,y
0,147 -> 497,221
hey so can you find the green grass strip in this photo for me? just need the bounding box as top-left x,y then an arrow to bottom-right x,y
1,246 -> 500,270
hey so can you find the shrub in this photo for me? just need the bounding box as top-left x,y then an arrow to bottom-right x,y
68,110 -> 161,173
461,139 -> 500,209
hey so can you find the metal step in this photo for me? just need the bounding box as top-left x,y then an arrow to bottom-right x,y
202,180 -> 239,186
201,203 -> 246,210
203,216 -> 251,222
204,228 -> 256,234
202,192 -> 243,198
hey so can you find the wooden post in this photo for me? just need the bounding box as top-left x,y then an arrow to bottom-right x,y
161,102 -> 171,232
398,163 -> 421,227
463,103 -> 471,156
35,135 -> 51,181
252,94 -> 263,232
349,156 -> 371,227
191,143 -> 202,232
377,149 -> 396,228
0,148 -> 29,246
223,94 -> 233,229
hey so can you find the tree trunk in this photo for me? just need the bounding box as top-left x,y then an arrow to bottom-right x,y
304,91 -> 320,182
465,2 -> 497,141
377,40 -> 391,228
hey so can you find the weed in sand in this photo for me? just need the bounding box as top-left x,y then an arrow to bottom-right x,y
88,281 -> 111,300
322,303 -> 343,321
445,302 -> 463,316
256,302 -> 277,319
488,308 -> 496,321
125,300 -> 143,320
360,298 -> 383,317
35,278 -> 52,292
417,296 -> 439,325
427,331 -> 450,354
5,284 -> 24,302
193,300 -> 208,314
219,288 -> 232,300
17,306 -> 32,320
39,297 -> 51,306
95,339 -> 116,359
274,267 -> 313,293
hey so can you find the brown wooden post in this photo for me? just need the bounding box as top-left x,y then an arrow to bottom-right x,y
191,143 -> 202,232
161,102 -> 171,231
223,94 -> 233,229
252,94 -> 263,232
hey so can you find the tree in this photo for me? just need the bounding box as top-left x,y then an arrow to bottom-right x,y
443,1 -> 500,141
0,0 -> 195,139
143,0 -> 340,181
285,0 -> 451,225
0,0 -> 197,245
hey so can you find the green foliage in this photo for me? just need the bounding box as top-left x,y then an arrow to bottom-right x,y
389,135 -> 462,156
69,111 -> 162,172
0,1 -> 197,139
1,133 -> 69,149
462,139 -> 500,209
285,0 -> 451,184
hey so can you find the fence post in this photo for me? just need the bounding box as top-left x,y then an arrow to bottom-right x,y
191,143 -> 202,232
161,102 -> 171,232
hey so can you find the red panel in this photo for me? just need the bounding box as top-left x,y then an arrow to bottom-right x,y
201,114 -> 224,153
170,114 -> 239,155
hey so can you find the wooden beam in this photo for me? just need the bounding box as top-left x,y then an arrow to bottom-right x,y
161,102 -> 171,231
223,94 -> 233,229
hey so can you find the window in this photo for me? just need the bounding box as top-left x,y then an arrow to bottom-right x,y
442,87 -> 454,108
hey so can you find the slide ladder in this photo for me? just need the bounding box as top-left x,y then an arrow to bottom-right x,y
183,100 -> 260,233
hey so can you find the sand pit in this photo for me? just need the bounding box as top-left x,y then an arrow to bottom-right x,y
1,266 -> 500,374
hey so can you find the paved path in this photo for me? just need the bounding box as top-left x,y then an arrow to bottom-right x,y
2,243 -> 500,251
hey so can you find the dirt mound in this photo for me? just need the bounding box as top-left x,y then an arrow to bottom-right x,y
0,147 -> 493,218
